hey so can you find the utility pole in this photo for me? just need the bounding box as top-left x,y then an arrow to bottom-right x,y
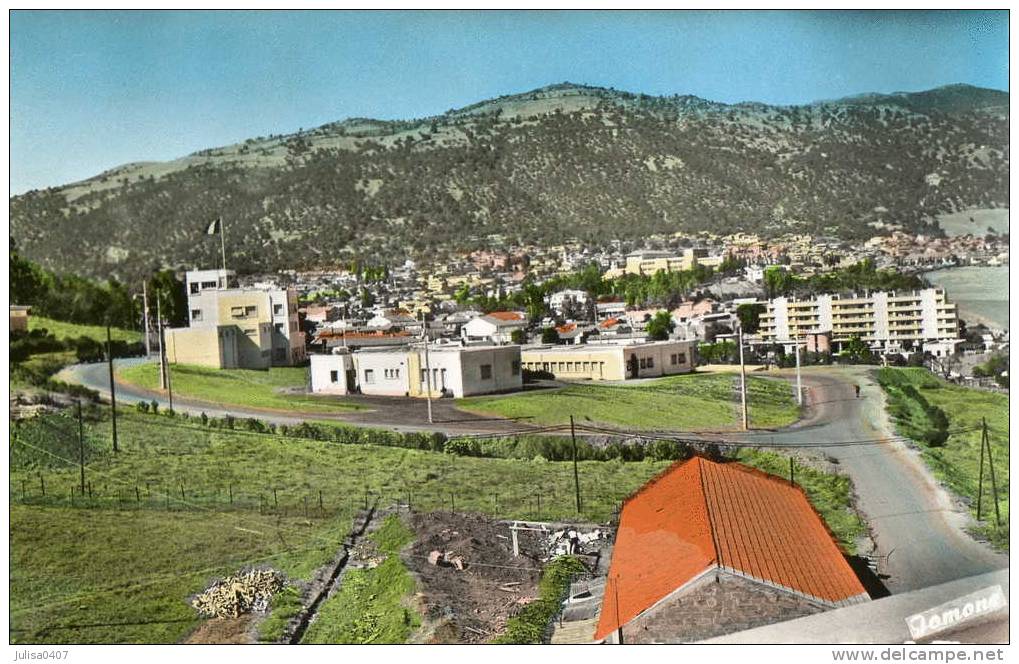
142,280 -> 151,357
977,416 -> 986,521
737,324 -> 749,430
77,400 -> 85,495
421,311 -> 433,424
984,418 -> 1001,528
157,296 -> 166,390
795,341 -> 803,406
570,415 -> 582,513
219,217 -> 228,274
106,325 -> 118,453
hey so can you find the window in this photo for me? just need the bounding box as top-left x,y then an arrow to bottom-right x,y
330,370 -> 339,383
275,323 -> 285,334
647,357 -> 654,368
245,305 -> 257,317
480,364 -> 493,380
566,362 -> 574,372
190,283 -> 200,294
421,369 -> 428,384
364,369 -> 375,384
191,309 -> 202,322
231,307 -> 245,318
670,354 -> 677,365
639,358 -> 647,369
201,281 -> 217,289
511,361 -> 520,376
274,304 -> 283,315
677,353 -> 686,365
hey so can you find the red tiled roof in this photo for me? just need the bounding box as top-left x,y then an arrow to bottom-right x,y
487,311 -> 525,321
599,318 -> 620,329
594,457 -> 867,641
556,323 -> 577,334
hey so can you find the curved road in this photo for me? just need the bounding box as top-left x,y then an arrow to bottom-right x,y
60,359 -> 1006,593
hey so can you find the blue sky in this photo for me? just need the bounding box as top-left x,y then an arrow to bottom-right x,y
10,10 -> 1009,194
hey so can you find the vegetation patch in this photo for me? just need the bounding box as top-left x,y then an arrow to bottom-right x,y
491,555 -> 586,644
301,515 -> 419,644
116,362 -> 363,414
28,315 -> 142,344
876,367 -> 1008,550
460,373 -> 798,430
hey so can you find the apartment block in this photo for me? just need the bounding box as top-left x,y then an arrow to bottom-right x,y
759,288 -> 959,351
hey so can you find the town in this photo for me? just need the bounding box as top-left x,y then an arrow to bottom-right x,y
7,8 -> 1010,657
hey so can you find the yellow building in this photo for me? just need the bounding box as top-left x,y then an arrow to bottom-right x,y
621,249 -> 714,276
164,324 -> 272,369
10,305 -> 30,333
521,340 -> 696,381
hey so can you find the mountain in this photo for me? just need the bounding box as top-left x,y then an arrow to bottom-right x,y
10,83 -> 1008,281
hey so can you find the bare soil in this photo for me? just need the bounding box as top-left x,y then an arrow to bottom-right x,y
182,615 -> 256,644
405,511 -> 544,643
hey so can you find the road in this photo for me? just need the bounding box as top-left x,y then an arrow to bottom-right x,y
59,359 -> 1007,593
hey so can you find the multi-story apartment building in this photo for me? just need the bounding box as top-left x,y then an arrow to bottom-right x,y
759,288 -> 959,351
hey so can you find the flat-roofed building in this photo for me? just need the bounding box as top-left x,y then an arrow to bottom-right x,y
310,344 -> 522,398
521,339 -> 696,381
759,288 -> 959,351
10,305 -> 30,333
163,324 -> 271,369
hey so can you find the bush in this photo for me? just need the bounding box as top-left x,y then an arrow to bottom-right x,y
135,401 -> 150,413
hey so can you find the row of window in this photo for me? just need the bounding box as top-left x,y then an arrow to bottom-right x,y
523,360 -> 607,373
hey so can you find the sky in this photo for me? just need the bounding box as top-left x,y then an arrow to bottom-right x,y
9,9 -> 1009,194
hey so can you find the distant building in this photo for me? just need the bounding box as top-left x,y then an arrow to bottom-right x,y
595,300 -> 627,321
462,311 -> 528,344
595,457 -> 869,644
759,288 -> 960,352
310,344 -> 522,398
548,289 -> 591,317
521,339 -> 696,381
621,248 -> 720,277
10,305 -> 30,333
805,331 -> 832,354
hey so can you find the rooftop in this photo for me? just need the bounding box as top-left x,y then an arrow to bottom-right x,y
594,456 -> 868,641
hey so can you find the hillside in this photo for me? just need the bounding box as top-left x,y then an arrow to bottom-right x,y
10,82 -> 1008,281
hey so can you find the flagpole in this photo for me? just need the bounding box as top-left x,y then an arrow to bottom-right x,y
219,218 -> 227,275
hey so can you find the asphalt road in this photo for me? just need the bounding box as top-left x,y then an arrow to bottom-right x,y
729,366 -> 1007,594
59,359 -> 1007,593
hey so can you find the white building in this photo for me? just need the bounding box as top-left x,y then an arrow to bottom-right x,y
310,344 -> 522,398
548,289 -> 591,317
462,311 -> 528,344
759,288 -> 960,352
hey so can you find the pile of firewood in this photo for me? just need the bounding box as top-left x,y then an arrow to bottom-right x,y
190,568 -> 286,618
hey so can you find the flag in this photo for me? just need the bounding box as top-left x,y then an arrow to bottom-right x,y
205,218 -> 222,236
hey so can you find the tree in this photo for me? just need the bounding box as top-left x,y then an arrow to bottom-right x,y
540,327 -> 560,344
510,329 -> 526,344
148,271 -> 187,327
841,336 -> 875,364
763,266 -> 792,299
736,303 -> 766,334
645,311 -> 675,341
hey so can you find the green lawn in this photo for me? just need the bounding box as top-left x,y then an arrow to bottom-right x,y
877,368 -> 1009,549
29,315 -> 142,343
460,373 -> 799,430
116,362 -> 364,414
302,515 -> 420,644
9,505 -> 353,644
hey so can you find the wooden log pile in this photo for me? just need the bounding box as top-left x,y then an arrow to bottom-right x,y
190,568 -> 286,618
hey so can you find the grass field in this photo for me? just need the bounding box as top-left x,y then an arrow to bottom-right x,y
877,368 -> 1009,549
302,515 -> 419,644
10,408 -> 862,643
9,505 -> 353,644
29,316 -> 143,343
116,362 -> 364,414
460,373 -> 799,430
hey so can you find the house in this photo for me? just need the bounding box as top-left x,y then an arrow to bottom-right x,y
367,309 -> 418,331
595,457 -> 869,644
302,305 -> 341,325
10,305 -> 30,333
521,339 -> 696,381
462,311 -> 528,344
670,299 -> 717,324
595,300 -> 627,321
555,323 -> 591,345
183,269 -> 306,367
164,324 -> 262,369
548,289 -> 591,318
310,344 -> 522,398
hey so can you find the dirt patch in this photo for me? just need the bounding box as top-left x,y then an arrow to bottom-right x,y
406,511 -> 544,643
183,614 -> 256,644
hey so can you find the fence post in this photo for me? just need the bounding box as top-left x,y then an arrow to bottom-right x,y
135,486 -> 141,503
39,473 -> 45,498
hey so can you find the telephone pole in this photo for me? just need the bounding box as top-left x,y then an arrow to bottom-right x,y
421,311 -> 433,424
157,296 -> 166,390
142,280 -> 151,357
106,325 -> 118,453
570,415 -> 582,513
795,341 -> 803,406
77,400 -> 85,495
984,418 -> 1001,528
738,324 -> 749,430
